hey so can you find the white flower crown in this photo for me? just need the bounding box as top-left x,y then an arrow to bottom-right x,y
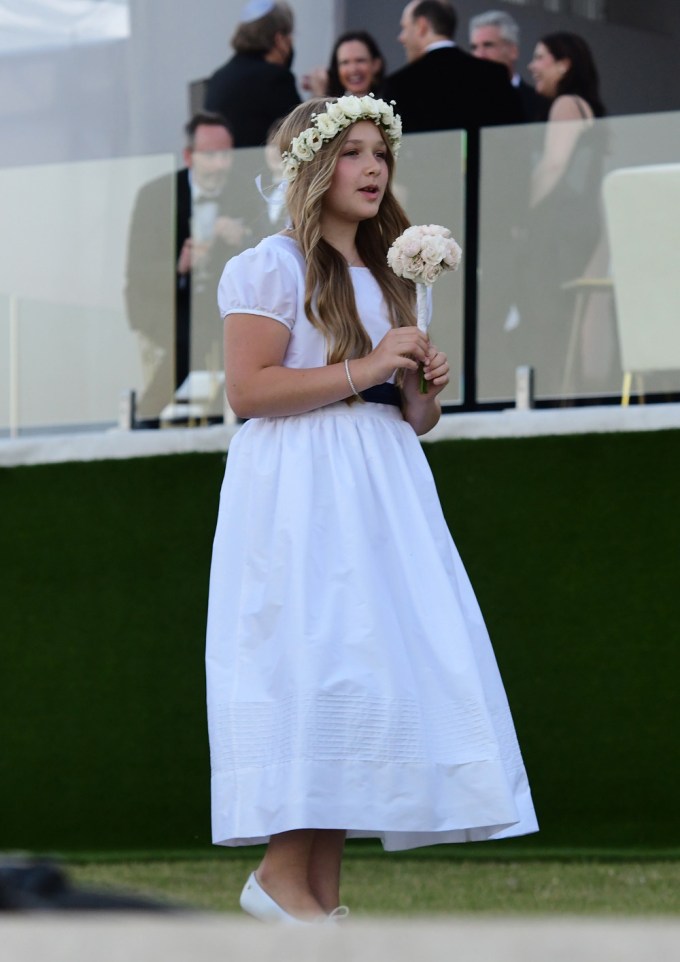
281,94 -> 402,181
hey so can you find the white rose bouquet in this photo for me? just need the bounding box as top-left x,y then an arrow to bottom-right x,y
387,224 -> 462,392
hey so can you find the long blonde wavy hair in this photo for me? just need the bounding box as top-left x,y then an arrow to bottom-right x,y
276,99 -> 416,369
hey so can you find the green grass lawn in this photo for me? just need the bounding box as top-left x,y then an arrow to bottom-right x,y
66,856 -> 680,916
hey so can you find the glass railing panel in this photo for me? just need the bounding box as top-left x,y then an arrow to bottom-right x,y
0,154 -> 175,435
188,131 -> 466,412
479,111 -> 680,403
0,133 -> 463,438
391,131 -> 465,405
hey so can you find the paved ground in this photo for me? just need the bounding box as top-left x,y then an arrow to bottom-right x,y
3,914 -> 680,962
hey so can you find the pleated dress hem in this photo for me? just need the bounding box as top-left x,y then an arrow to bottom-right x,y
211,758 -> 538,852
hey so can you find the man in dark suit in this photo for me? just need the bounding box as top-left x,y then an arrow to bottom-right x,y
204,0 -> 301,148
381,0 -> 523,135
125,112 -> 251,420
469,10 -> 549,123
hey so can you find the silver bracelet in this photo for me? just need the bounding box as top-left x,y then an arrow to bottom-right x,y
344,359 -> 360,397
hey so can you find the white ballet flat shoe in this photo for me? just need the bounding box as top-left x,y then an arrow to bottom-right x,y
327,905 -> 350,922
240,872 -> 326,926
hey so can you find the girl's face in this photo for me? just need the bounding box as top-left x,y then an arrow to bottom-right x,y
528,42 -> 568,99
336,40 -> 382,96
322,121 -> 389,227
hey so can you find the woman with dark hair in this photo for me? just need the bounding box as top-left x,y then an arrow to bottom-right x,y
520,32 -> 611,393
302,30 -> 385,98
529,31 -> 605,202
530,32 -> 605,120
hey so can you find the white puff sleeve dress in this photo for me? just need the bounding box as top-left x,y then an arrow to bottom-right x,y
206,233 -> 538,850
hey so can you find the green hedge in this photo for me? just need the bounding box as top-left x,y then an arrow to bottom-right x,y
1,429 -> 679,854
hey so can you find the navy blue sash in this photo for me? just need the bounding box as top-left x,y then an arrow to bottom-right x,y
359,382 -> 401,407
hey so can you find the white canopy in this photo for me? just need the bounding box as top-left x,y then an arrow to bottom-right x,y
0,0 -> 129,55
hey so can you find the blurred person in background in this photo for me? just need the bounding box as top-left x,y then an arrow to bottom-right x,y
302,30 -> 385,98
470,11 -> 547,396
125,112 -> 250,420
520,32 -> 612,393
528,30 -> 606,201
382,0 -> 522,135
204,0 -> 300,148
469,10 -> 548,122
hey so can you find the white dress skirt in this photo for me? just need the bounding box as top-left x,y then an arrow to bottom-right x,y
206,234 -> 538,851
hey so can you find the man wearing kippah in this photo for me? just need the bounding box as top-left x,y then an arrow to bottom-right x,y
204,0 -> 301,148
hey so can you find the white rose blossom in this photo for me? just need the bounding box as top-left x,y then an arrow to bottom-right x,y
306,128 -> 323,150
341,96 -> 363,119
291,133 -> 314,161
324,101 -> 347,124
360,96 -> 381,120
314,113 -> 338,138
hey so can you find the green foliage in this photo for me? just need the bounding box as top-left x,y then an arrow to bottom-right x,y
1,430 -> 679,854
0,453 -> 225,851
423,431 -> 680,852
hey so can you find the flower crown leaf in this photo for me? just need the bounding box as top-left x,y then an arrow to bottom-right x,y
281,94 -> 402,181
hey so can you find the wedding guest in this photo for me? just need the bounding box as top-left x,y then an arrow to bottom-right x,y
204,0 -> 300,148
301,30 -> 385,98
205,94 -> 538,923
528,31 -> 606,204
469,10 -> 548,122
520,32 -> 610,393
382,0 -> 522,135
125,112 -> 250,419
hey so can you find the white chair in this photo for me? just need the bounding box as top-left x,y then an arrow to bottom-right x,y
603,164 -> 680,405
159,370 -> 228,428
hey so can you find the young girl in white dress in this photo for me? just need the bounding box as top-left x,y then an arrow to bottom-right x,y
206,95 -> 538,924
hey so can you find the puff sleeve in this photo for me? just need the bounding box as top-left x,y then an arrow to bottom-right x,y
217,239 -> 299,331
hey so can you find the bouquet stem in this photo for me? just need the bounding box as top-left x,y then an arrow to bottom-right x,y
416,283 -> 428,394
